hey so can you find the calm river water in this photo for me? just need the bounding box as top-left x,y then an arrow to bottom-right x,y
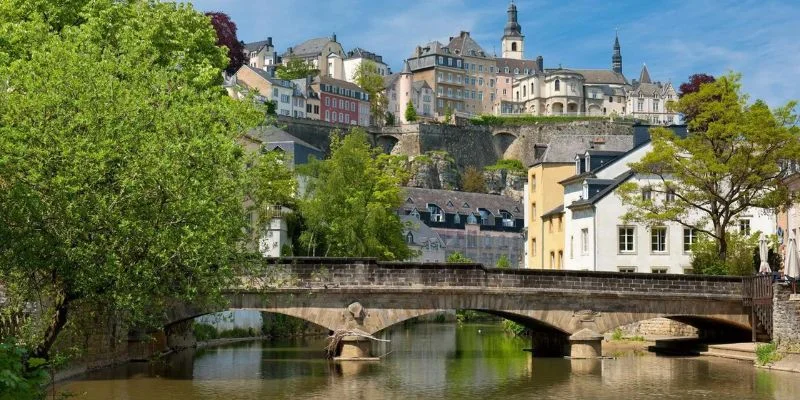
59,322 -> 800,399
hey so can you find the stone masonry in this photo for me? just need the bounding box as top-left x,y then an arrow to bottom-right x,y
773,284 -> 800,348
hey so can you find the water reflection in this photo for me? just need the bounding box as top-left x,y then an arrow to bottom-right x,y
58,323 -> 800,400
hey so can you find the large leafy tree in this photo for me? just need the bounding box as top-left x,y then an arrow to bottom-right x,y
205,11 -> 246,75
679,73 -> 716,98
353,60 -> 389,125
618,73 -> 800,262
298,128 -> 412,260
0,0 -> 263,358
275,56 -> 319,80
404,100 -> 418,122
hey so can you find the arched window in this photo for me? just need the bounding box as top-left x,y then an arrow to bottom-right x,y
554,79 -> 560,91
514,68 -> 519,74
428,203 -> 444,222
406,232 -> 414,244
467,214 -> 478,224
522,85 -> 526,97
454,213 -> 461,224
511,42 -> 518,51
504,67 -> 509,73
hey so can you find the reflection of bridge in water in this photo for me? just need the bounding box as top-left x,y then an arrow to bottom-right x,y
167,258 -> 761,359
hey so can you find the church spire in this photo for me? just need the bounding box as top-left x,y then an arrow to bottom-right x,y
501,2 -> 524,59
504,2 -> 522,38
639,63 -> 652,84
612,30 -> 622,74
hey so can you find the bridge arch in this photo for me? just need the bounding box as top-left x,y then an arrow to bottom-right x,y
492,131 -> 517,157
376,134 -> 400,154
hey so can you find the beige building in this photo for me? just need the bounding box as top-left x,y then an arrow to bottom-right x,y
627,64 -> 680,124
384,61 -> 434,124
407,41 -> 466,116
281,35 -> 345,80
447,31 -> 497,115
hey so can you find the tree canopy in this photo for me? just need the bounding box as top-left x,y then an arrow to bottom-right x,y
275,56 -> 319,80
353,60 -> 388,125
618,73 -> 800,262
679,73 -> 716,98
0,0 -> 263,358
298,128 -> 412,260
205,11 -> 246,75
461,166 -> 487,193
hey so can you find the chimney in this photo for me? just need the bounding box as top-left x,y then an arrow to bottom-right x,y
536,55 -> 543,72
591,137 -> 606,150
267,37 -> 272,47
332,32 -> 337,42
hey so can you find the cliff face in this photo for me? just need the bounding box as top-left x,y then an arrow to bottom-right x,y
402,152 -> 524,201
484,169 -> 525,201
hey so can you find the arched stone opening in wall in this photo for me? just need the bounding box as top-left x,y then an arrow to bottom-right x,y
551,102 -> 564,114
492,131 -> 518,158
665,315 -> 752,343
483,309 -> 571,357
587,104 -> 602,116
376,135 -> 400,154
567,103 -> 579,114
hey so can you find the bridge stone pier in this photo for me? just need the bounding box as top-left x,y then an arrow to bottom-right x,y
167,258 -> 753,359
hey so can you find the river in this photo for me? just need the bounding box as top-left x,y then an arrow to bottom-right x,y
58,322 -> 799,399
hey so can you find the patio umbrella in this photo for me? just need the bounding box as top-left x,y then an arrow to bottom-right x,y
758,234 -> 771,274
785,233 -> 800,280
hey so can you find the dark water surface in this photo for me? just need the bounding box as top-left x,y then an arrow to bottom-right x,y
58,323 -> 800,399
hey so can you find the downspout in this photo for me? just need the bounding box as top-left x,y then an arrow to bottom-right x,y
593,205 -> 597,272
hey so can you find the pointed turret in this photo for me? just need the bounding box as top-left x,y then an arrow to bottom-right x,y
639,63 -> 651,84
612,31 -> 622,74
400,60 -> 411,75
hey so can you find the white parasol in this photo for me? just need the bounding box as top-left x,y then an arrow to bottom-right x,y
758,234 -> 771,274
785,233 -> 800,280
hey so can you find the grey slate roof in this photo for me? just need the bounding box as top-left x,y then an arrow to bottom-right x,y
572,69 -> 628,85
383,73 -> 399,89
283,37 -> 331,58
346,47 -> 384,64
632,82 -> 667,96
409,41 -> 450,58
496,58 -> 540,74
400,215 -> 445,247
541,204 -> 564,219
318,75 -> 365,92
533,135 -> 634,165
447,32 -> 489,58
639,64 -> 652,84
402,187 -> 523,216
567,171 -> 635,209
244,40 -> 272,53
244,125 -> 322,152
412,80 -> 431,92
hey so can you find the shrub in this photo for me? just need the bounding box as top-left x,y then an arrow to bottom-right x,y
447,252 -> 473,263
756,342 -> 782,366
611,328 -> 624,341
691,232 -> 759,276
192,323 -> 218,341
0,341 -> 48,400
461,166 -> 486,193
496,254 -> 511,269
502,320 -> 528,336
485,159 -> 526,174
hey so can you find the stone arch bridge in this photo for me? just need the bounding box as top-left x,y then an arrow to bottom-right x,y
167,259 -> 758,358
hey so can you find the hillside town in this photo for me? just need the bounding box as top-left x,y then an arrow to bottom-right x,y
2,1 -> 800,398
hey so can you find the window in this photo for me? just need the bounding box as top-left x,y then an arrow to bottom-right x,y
739,219 -> 751,235
467,214 -> 478,224
325,110 -> 330,121
570,236 -> 574,258
457,60 -> 462,68
447,88 -> 453,97
314,105 -> 319,114
666,188 -> 676,202
651,267 -> 668,274
581,228 -> 589,255
448,73 -> 453,82
454,213 -> 461,224
438,72 -> 443,82
511,42 -> 518,51
532,239 -> 537,256
619,267 -> 636,273
550,252 -> 555,268
448,58 -> 453,66
654,99 -> 660,112
428,204 -> 444,222
438,56 -> 444,65
618,227 -> 635,253
344,114 -> 350,124
609,96 -> 613,103
406,232 -> 414,244
273,88 -> 279,97
642,187 -> 652,200
531,175 -> 537,192
478,92 -> 483,101
548,220 -> 553,233
325,97 -> 330,106
457,75 -> 462,84
683,228 -> 696,252
651,227 -> 667,253
637,100 -> 644,111
438,87 -> 443,96
437,99 -> 444,108
558,251 -> 563,268
554,79 -> 560,91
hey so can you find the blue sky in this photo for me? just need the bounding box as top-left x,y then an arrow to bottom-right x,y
187,0 -> 799,107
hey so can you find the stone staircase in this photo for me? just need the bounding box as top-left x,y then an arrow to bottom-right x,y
699,343 -> 758,362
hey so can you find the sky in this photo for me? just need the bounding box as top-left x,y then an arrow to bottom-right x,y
186,0 -> 800,107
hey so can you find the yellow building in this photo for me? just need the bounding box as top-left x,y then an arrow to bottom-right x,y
525,135 -> 634,269
526,163 -> 573,269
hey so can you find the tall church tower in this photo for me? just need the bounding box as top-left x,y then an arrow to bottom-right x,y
501,2 -> 524,59
612,32 -> 622,74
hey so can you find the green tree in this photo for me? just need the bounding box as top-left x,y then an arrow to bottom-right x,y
353,60 -> 388,125
461,166 -> 487,193
690,232 -> 758,276
447,252 -> 473,263
404,100 -> 418,122
444,106 -> 453,124
0,0 -> 263,359
298,128 -> 412,260
246,147 -> 297,227
618,73 -> 800,261
496,254 -> 511,269
275,56 -> 319,80
385,111 -> 396,126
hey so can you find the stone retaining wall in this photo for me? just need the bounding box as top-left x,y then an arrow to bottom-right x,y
773,284 -> 800,347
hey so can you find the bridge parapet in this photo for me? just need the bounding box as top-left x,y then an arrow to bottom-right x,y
245,258 -> 744,299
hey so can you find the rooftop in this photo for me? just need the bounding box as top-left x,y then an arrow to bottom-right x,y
402,187 -> 523,217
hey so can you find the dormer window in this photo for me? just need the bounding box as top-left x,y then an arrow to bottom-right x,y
575,156 -> 581,173
406,232 -> 414,244
584,153 -> 590,172
582,181 -> 589,199
427,203 -> 444,223
410,209 -> 420,219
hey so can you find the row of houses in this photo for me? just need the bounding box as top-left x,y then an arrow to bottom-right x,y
523,124 -> 777,273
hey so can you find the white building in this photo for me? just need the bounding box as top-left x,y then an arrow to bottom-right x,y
244,37 -> 279,71
344,48 -> 390,83
561,125 -> 775,273
281,35 -> 345,80
627,64 -> 680,125
401,215 -> 446,263
384,61 -> 434,124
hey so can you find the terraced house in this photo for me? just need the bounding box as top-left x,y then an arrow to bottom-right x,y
314,76 -> 370,126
